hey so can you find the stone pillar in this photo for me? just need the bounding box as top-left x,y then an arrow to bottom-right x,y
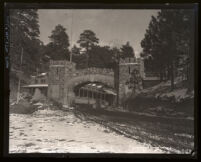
83,89 -> 85,97
139,58 -> 145,79
119,60 -> 134,105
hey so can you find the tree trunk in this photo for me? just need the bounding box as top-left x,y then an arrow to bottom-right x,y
160,71 -> 163,82
170,60 -> 174,91
167,64 -> 171,80
160,66 -> 165,81
188,16 -> 195,92
186,64 -> 189,81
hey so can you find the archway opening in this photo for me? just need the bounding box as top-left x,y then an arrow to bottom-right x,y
73,81 -> 116,107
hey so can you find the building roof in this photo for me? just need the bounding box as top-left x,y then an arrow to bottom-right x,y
22,84 -> 48,88
102,89 -> 117,95
38,73 -> 47,76
31,72 -> 47,78
81,83 -> 116,95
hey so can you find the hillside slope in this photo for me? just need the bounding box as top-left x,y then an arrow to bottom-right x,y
125,78 -> 194,118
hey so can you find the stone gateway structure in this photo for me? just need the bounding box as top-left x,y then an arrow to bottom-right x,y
48,58 -> 144,107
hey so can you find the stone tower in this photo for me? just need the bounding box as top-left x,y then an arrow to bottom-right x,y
47,60 -> 76,104
118,57 -> 144,104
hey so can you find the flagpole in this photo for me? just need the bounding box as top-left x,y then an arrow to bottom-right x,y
70,10 -> 73,63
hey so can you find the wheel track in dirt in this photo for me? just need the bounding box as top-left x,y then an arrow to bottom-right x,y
72,108 -> 194,154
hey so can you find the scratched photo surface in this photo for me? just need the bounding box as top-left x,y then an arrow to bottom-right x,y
8,8 -> 195,154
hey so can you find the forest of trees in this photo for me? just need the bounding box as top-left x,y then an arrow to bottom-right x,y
140,9 -> 195,91
10,9 -> 41,77
39,24 -> 136,71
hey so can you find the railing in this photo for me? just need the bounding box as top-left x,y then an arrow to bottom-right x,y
50,60 -> 114,77
50,60 -> 76,66
119,57 -> 136,63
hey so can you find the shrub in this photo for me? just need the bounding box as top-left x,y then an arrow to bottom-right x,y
50,99 -> 63,109
10,100 -> 37,114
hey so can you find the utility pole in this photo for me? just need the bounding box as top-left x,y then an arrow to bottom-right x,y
16,47 -> 23,104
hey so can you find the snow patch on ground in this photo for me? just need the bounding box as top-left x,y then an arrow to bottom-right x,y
33,102 -> 43,106
141,78 -> 193,103
158,88 -> 191,102
9,109 -> 164,153
174,133 -> 193,139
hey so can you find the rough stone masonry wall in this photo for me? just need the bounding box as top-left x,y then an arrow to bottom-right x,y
48,58 -> 144,106
118,64 -> 134,103
48,60 -> 67,103
118,58 -> 143,104
48,60 -> 115,106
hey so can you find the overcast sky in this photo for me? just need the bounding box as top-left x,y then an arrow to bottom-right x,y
38,9 -> 159,57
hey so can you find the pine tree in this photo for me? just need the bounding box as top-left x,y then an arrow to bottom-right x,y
120,42 -> 135,60
9,9 -> 41,76
141,9 -> 195,91
77,30 -> 99,53
77,30 -> 99,67
9,9 -> 41,101
45,24 -> 70,60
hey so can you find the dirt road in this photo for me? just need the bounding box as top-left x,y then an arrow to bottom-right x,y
73,107 -> 194,154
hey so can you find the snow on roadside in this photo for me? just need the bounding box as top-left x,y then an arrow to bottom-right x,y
141,77 -> 194,102
33,102 -> 43,106
174,133 -> 194,139
9,109 -> 165,153
158,88 -> 193,102
101,106 -> 193,120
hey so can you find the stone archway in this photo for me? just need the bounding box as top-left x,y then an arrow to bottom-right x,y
63,74 -> 114,106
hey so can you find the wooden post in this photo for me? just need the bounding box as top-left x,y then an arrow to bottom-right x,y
80,88 -> 83,97
83,88 -> 85,97
16,47 -> 23,104
87,89 -> 89,105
